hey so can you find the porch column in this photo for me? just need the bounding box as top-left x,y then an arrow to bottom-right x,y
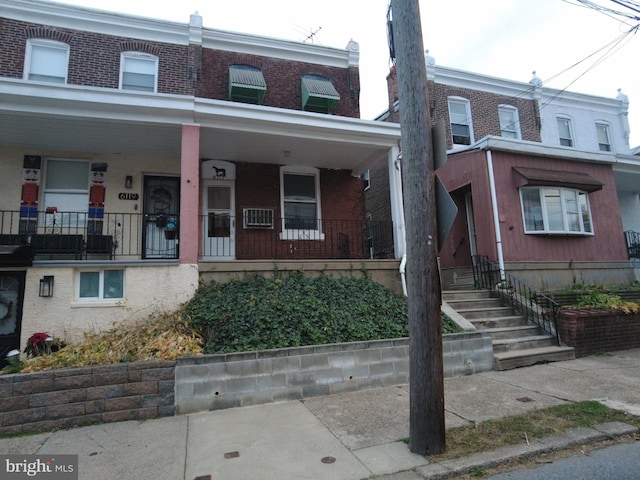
180,124 -> 200,264
388,145 -> 406,258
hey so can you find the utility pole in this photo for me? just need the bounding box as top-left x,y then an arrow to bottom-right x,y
390,0 -> 445,455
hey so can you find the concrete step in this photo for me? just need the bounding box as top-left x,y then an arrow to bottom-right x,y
493,346 -> 576,371
456,306 -> 515,319
470,315 -> 529,329
446,298 -> 503,310
442,290 -> 491,301
480,325 -> 542,340
492,335 -> 557,353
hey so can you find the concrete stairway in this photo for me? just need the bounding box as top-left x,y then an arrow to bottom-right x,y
443,289 -> 575,370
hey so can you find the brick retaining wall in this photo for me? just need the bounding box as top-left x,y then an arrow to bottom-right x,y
175,333 -> 494,414
557,309 -> 640,357
0,361 -> 175,435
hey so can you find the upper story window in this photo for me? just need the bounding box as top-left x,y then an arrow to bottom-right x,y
498,105 -> 521,139
301,75 -> 340,114
229,65 -> 266,104
448,97 -> 473,146
120,52 -> 158,92
280,166 -> 324,240
520,186 -> 593,235
556,117 -> 574,147
595,123 -> 612,152
24,39 -> 69,84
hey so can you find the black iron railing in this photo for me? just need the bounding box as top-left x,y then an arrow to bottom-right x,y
472,255 -> 561,344
624,230 -> 640,260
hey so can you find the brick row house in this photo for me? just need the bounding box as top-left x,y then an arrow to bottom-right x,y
0,0 -> 402,362
370,52 -> 638,291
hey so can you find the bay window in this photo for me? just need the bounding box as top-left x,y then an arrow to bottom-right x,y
520,187 -> 593,234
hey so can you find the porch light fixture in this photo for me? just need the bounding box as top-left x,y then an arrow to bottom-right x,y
39,275 -> 54,297
125,176 -> 133,189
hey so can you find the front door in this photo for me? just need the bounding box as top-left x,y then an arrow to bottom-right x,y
202,181 -> 235,259
0,271 -> 25,368
142,176 -> 180,259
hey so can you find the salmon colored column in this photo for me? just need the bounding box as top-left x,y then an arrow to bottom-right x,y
179,124 -> 200,264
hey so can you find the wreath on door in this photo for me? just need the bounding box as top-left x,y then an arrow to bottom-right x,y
0,294 -> 13,324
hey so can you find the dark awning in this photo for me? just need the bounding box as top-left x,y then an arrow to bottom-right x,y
229,65 -> 266,104
512,166 -> 603,192
301,75 -> 340,113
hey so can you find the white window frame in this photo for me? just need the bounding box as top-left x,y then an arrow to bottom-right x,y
362,170 -> 371,191
43,158 -> 90,228
498,105 -> 521,139
448,97 -> 474,147
24,39 -> 69,84
279,165 -> 324,240
120,52 -> 158,92
76,269 -> 125,302
556,117 -> 574,147
519,186 -> 594,235
595,122 -> 613,152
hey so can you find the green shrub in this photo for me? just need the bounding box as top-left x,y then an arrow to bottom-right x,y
183,271 -> 460,354
573,292 -> 639,314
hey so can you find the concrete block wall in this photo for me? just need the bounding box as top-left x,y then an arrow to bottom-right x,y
0,361 -> 175,435
175,332 -> 494,414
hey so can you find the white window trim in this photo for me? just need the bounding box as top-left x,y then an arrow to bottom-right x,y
119,51 -> 158,92
43,158 -> 90,228
595,122 -> 613,152
498,104 -> 521,139
520,186 -> 594,235
363,170 -> 371,191
24,38 -> 69,84
279,165 -> 325,241
556,116 -> 574,147
447,97 -> 474,148
75,269 -> 125,302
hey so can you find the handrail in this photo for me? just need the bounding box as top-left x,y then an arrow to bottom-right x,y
472,255 -> 561,345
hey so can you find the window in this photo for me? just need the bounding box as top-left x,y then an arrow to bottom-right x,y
24,39 -> 69,83
520,187 -> 593,234
362,170 -> 370,191
229,65 -> 266,104
301,75 -> 340,113
120,52 -> 158,92
44,159 -> 89,227
556,117 -> 574,147
280,166 -> 323,239
77,269 -> 124,300
596,123 -> 612,152
448,98 -> 473,146
498,105 -> 521,139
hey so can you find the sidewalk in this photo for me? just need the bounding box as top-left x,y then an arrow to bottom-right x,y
1,349 -> 639,480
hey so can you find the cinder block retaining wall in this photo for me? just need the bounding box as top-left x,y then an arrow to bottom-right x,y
175,332 -> 494,414
557,309 -> 640,357
0,333 -> 493,433
0,361 -> 176,435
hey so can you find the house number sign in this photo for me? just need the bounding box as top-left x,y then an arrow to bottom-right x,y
118,192 -> 139,200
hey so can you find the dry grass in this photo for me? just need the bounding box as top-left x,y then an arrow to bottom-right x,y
18,312 -> 203,373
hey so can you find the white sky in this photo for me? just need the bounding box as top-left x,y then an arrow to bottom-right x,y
55,0 -> 639,146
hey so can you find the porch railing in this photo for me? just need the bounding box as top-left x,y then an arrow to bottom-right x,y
624,230 -> 640,260
472,255 -> 561,344
199,215 -> 395,260
0,210 -> 396,261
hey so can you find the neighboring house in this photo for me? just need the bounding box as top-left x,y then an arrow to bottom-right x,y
0,0 -> 402,363
369,52 -> 637,290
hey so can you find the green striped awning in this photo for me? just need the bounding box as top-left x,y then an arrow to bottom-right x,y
301,75 -> 340,113
229,65 -> 266,104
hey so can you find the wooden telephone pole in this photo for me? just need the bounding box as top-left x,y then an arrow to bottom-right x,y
390,0 -> 446,455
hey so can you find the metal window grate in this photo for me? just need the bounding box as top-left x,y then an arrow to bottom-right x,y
243,208 -> 274,229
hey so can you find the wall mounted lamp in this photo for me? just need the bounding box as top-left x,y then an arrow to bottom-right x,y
125,176 -> 133,189
39,275 -> 54,297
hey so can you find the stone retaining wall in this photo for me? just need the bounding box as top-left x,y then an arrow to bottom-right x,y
175,332 -> 494,414
0,361 -> 175,435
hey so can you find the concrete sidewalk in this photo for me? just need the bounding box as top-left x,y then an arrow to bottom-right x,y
1,349 -> 639,479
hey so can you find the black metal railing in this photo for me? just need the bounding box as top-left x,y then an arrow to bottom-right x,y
472,255 -> 561,344
624,230 -> 640,260
199,215 -> 395,260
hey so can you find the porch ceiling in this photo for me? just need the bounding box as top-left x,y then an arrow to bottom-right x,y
0,79 -> 400,174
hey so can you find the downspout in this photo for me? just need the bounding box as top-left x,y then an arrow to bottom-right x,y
400,254 -> 408,297
388,146 -> 408,296
486,149 -> 505,279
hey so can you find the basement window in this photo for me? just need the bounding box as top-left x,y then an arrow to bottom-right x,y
77,269 -> 124,301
